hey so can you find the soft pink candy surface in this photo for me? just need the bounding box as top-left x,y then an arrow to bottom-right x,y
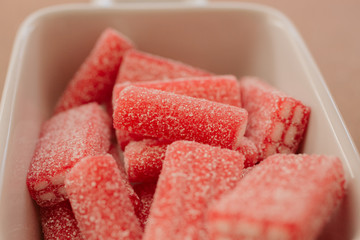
240,77 -> 311,161
108,144 -> 142,217
113,86 -> 248,149
26,103 -> 112,207
115,49 -> 211,84
124,139 -> 169,183
133,182 -> 157,228
234,137 -> 259,167
112,75 -> 241,108
208,154 -> 345,240
55,28 -> 134,113
65,154 -> 143,240
143,141 -> 245,240
40,201 -> 83,240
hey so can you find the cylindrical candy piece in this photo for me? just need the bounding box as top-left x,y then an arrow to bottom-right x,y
113,86 -> 248,149
65,154 -> 143,240
124,139 -> 169,182
208,154 -> 345,240
115,49 -> 211,84
240,77 -> 311,161
143,141 -> 245,240
55,28 -> 134,113
26,103 -> 112,207
112,75 -> 241,108
40,201 -> 83,240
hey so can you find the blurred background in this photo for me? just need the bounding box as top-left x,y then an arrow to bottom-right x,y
1,0 -> 359,150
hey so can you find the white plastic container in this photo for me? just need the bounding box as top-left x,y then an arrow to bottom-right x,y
0,1 -> 359,239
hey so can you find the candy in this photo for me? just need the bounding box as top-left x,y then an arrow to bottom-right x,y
208,154 -> 345,240
40,201 -> 83,240
113,86 -> 248,149
143,141 -> 245,240
133,182 -> 157,228
115,49 -> 211,84
240,77 -> 311,162
115,129 -> 149,151
108,144 -> 142,217
124,139 -> 169,183
112,75 -> 241,108
234,137 -> 259,168
26,103 -> 112,207
65,154 -> 143,240
55,28 -> 133,113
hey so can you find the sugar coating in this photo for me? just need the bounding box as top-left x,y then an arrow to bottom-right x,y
112,75 -> 241,108
240,77 -> 311,162
54,28 -> 134,113
208,154 -> 345,240
27,103 -> 112,207
108,144 -> 142,218
40,201 -> 83,240
233,137 -> 259,167
133,182 -> 157,228
143,141 -> 245,240
115,129 -> 149,151
115,49 -> 211,84
65,154 -> 143,240
113,86 -> 248,149
124,139 -> 169,183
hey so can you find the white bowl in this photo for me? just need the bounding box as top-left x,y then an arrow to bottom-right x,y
1,2 -> 359,239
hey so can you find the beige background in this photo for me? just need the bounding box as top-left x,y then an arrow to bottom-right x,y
1,0 -> 359,151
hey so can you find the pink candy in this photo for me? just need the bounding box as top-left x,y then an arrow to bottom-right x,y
40,201 -> 83,240
26,103 -> 112,207
143,141 -> 245,240
124,139 -> 169,183
65,154 -> 143,240
116,49 -> 211,84
133,182 -> 157,228
208,154 -> 345,240
113,75 -> 241,107
55,28 -> 133,113
113,86 -> 248,149
240,77 -> 311,162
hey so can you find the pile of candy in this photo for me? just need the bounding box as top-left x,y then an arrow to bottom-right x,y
26,28 -> 345,240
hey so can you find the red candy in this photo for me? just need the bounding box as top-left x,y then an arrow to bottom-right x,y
208,154 -> 345,240
124,139 -> 169,183
65,155 -> 143,240
133,182 -> 157,228
40,201 -> 83,240
143,141 -> 245,240
240,77 -> 311,161
55,28 -> 133,113
113,86 -> 248,149
234,137 -> 259,168
108,144 -> 142,217
115,49 -> 211,84
26,103 -> 112,207
112,75 -> 241,108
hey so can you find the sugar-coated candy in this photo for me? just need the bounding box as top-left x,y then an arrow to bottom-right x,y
27,103 -> 112,207
40,201 -> 83,240
234,137 -> 259,167
115,49 -> 211,84
113,86 -> 248,149
65,154 -> 143,240
240,77 -> 311,161
208,154 -> 345,240
108,144 -> 142,217
133,182 -> 157,228
55,28 -> 133,113
143,141 -> 245,240
112,75 -> 241,108
115,129 -> 149,151
124,139 -> 169,182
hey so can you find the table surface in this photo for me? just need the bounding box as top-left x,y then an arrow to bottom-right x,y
1,0 -> 359,151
